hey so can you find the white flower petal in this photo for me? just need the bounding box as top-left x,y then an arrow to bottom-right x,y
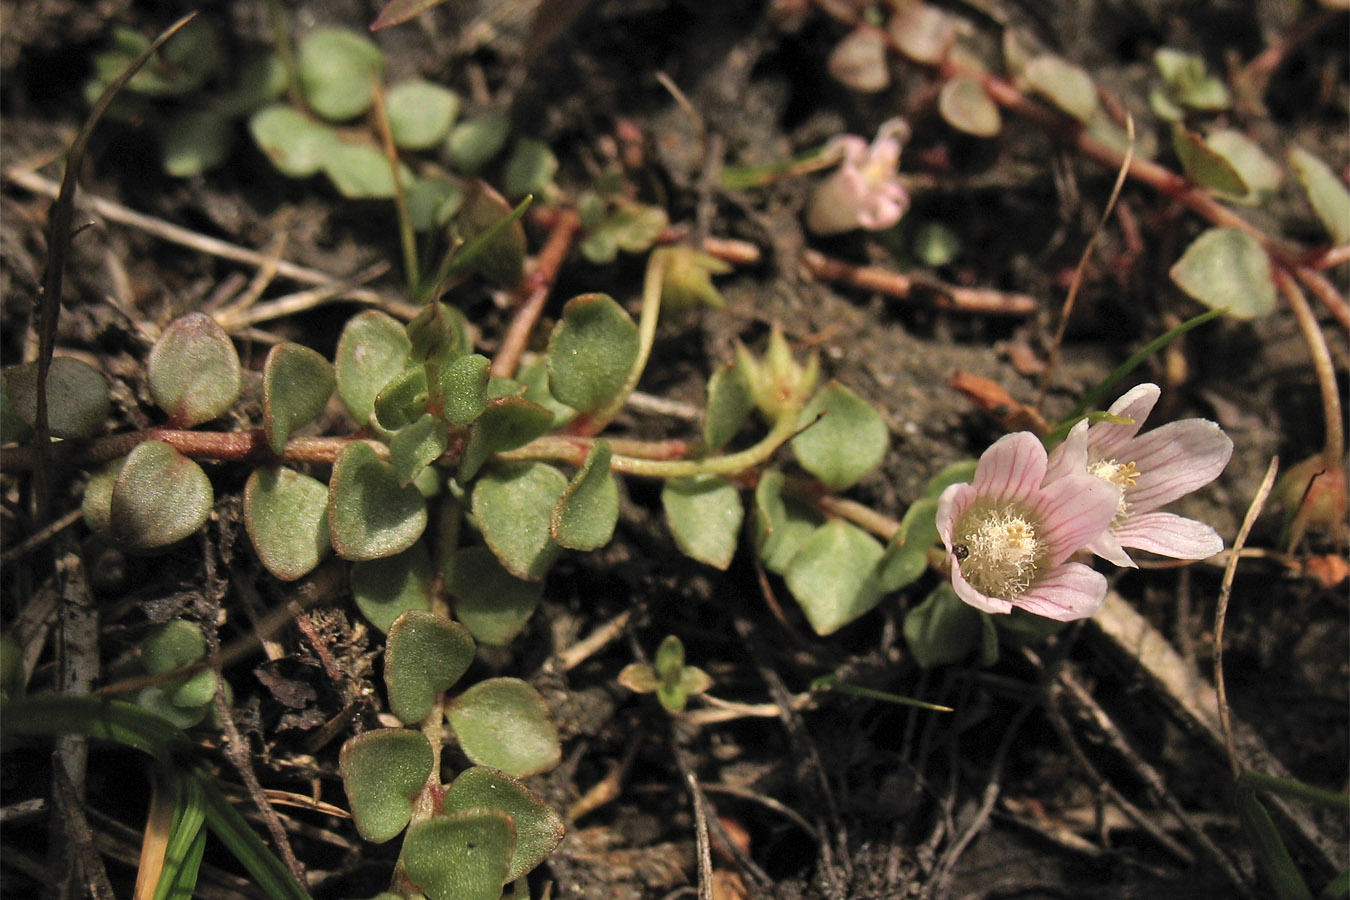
1014,562 -> 1107,621
1087,383 -> 1159,458
973,432 -> 1047,505
1114,511 -> 1224,560
1085,531 -> 1137,567
1032,473 -> 1119,563
950,564 -> 1014,615
935,482 -> 975,549
1124,418 -> 1233,513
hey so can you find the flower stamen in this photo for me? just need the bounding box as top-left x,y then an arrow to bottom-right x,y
956,506 -> 1044,600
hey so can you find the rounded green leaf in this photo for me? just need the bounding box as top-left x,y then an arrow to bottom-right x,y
109,440 -> 213,549
447,111 -> 511,175
390,414 -> 448,487
662,475 -> 743,570
339,728 -> 435,843
298,28 -> 385,122
1171,124 -> 1247,196
904,582 -> 991,668
551,442 -> 618,551
81,456 -> 125,534
502,138 -> 558,201
406,302 -> 467,366
147,312 -> 241,427
447,677 -> 561,777
1168,227 -> 1276,319
1024,55 -> 1098,123
753,470 -> 824,575
876,497 -> 939,592
784,519 -> 885,635
142,619 -> 205,675
445,546 -> 544,647
374,367 -> 429,432
249,104 -> 343,177
351,542 -> 433,634
387,79 -> 459,150
1205,129 -> 1282,204
402,810 -> 515,900
407,177 -> 465,232
263,342 -> 335,454
471,461 -> 567,581
1289,146 -> 1350,246
4,357 -> 111,440
245,466 -> 331,581
938,75 -> 1001,138
444,767 -> 565,881
515,356 -> 576,428
385,609 -> 475,725
329,441 -> 427,561
703,362 -> 753,452
439,353 -> 491,426
323,142 -> 413,200
791,382 -> 889,491
336,310 -> 412,427
162,108 -> 233,177
458,397 -> 555,483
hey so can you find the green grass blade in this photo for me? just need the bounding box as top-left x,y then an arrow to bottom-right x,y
1236,782 -> 1314,900
155,774 -> 208,900
1,694 -> 190,762
195,770 -> 313,900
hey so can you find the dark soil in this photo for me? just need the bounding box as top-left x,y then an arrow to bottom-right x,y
2,1 -> 1347,899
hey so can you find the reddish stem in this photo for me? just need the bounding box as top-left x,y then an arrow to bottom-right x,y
491,207 -> 581,379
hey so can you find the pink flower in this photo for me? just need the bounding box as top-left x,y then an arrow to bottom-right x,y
805,118 -> 911,236
937,432 -> 1120,621
1045,383 -> 1232,567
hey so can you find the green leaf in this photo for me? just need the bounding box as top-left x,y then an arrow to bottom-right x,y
350,542 -> 434,634
546,294 -> 639,415
1289,146 -> 1350,246
551,442 -> 618,551
791,382 -> 889,491
81,457 -> 124,534
659,246 -> 730,314
453,180 -> 528,287
1205,129 -> 1282,203
401,810 -> 515,900
162,108 -> 233,177
502,138 -> 559,200
147,313 -> 241,427
1153,47 -> 1230,112
0,694 -> 191,763
447,677 -> 561,776
390,414 -> 447,486
443,546 -> 544,646
407,177 -> 464,232
471,461 -> 567,581
703,362 -> 753,451
3,357 -> 110,439
194,770 -> 313,900
263,342 -> 335,454
446,111 -> 511,175
110,441 -> 213,550
444,767 -> 565,881
385,609 -> 475,724
217,51 -> 287,117
406,302 -> 468,366
336,310 -> 413,428
753,470 -> 824,575
1023,55 -> 1097,123
248,105 -> 343,177
142,620 -> 205,675
904,583 -> 994,667
323,142 -> 413,200
922,460 -> 977,498
387,79 -> 460,150
662,476 -> 743,570
784,519 -> 885,635
298,28 -> 385,122
328,441 -> 427,561
439,353 -> 492,425
1171,124 -> 1248,196
1169,227 -> 1277,319
374,366 -> 429,432
514,355 -> 576,428
876,497 -> 938,592
579,199 -> 668,264
938,75 -> 1001,138
339,728 -> 434,843
458,396 -> 555,482
245,466 -> 331,581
